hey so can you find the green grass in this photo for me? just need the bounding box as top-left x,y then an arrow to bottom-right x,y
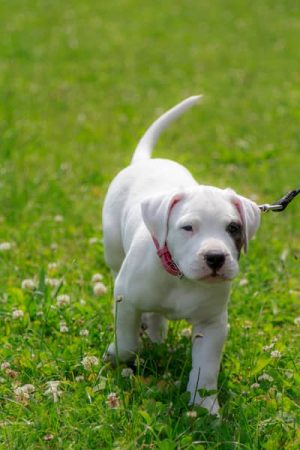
0,0 -> 300,448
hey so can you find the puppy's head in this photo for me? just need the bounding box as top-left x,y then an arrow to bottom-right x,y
141,186 -> 260,283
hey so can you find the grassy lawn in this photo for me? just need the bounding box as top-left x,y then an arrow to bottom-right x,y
0,0 -> 300,448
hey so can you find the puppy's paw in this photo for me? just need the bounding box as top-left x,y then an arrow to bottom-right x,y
199,396 -> 220,417
189,393 -> 220,417
103,342 -> 137,365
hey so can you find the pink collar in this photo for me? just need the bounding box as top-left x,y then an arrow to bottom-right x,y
152,237 -> 184,279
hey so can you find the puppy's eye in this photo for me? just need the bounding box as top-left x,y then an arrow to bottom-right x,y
227,222 -> 242,235
181,225 -> 193,232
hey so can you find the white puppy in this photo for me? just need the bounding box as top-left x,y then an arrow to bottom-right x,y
102,96 -> 261,415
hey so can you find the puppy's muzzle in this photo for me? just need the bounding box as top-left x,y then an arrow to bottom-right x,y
204,252 -> 226,271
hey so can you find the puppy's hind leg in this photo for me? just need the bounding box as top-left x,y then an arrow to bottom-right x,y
103,209 -> 125,280
141,313 -> 168,343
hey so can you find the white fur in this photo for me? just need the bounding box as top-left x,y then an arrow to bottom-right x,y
102,96 -> 261,414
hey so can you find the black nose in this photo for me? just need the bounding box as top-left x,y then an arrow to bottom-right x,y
205,252 -> 226,271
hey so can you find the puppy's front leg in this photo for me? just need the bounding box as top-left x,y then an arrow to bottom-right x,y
187,312 -> 228,415
106,298 -> 141,364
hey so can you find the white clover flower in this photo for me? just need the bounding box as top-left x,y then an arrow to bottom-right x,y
77,113 -> 86,124
75,375 -> 84,382
79,329 -> 89,337
54,215 -> 64,223
60,162 -> 71,171
74,112 -> 86,125
121,367 -> 134,378
0,242 -> 13,251
163,372 -> 171,380
50,243 -> 58,251
36,311 -> 44,317
243,320 -> 253,329
21,279 -> 36,290
57,294 -> 70,306
91,273 -> 103,283
14,388 -> 30,404
45,277 -> 61,287
48,262 -> 58,271
294,317 -> 300,326
181,327 -> 192,338
14,384 -> 35,404
93,282 -> 107,296
44,381 -> 63,403
81,356 -> 99,370
239,278 -> 249,286
12,309 -> 24,319
258,373 -> 274,382
134,357 -> 145,367
59,322 -> 69,333
20,384 -> 35,394
6,369 -> 18,378
1,361 -> 10,371
250,383 -> 260,389
186,411 -> 197,418
263,343 -> 275,352
106,392 -> 120,409
271,350 -> 282,359
79,299 -> 86,306
280,249 -> 289,263
43,434 -> 54,442
89,237 -> 101,245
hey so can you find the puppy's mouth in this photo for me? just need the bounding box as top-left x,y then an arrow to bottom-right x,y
200,271 -> 232,283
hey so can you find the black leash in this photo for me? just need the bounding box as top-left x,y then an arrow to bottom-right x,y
259,189 -> 300,213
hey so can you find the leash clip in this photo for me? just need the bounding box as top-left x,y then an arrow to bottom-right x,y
259,189 -> 300,213
259,204 -> 284,213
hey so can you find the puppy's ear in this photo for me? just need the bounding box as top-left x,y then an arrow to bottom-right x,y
226,189 -> 261,253
141,192 -> 184,248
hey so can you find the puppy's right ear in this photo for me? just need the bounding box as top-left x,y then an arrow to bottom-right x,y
141,192 -> 184,249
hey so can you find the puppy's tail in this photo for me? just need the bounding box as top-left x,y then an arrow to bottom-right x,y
131,95 -> 202,164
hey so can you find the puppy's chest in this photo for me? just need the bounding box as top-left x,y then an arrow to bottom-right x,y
152,284 -> 229,322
